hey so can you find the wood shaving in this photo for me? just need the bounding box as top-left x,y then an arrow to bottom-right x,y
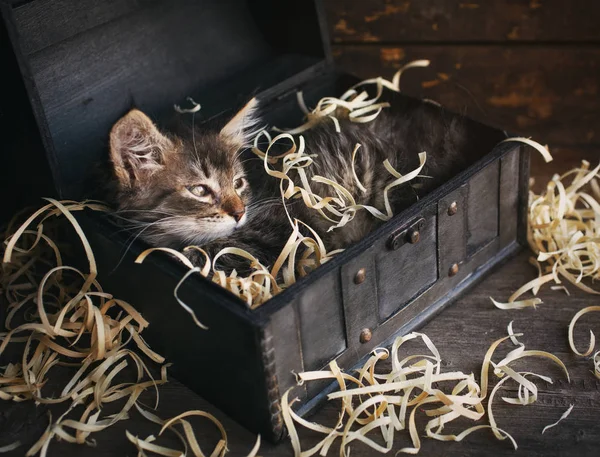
568,306 -> 600,377
282,332 -> 569,455
542,404 -> 574,434
174,97 -> 201,114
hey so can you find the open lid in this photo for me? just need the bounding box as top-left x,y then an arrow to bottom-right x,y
1,0 -> 332,198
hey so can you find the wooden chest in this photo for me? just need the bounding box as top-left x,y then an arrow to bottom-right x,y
1,0 -> 529,442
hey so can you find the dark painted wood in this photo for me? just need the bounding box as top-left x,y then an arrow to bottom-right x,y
13,0 -> 147,55
467,160 -> 499,256
0,15 -> 55,225
297,269 -> 346,372
325,0 -> 600,43
331,45 -> 600,147
499,147 -> 520,248
3,0 -> 329,198
437,183 -> 467,276
376,210 -> 438,320
268,301 -> 306,399
518,145 -> 533,246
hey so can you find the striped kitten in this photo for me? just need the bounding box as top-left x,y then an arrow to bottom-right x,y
108,97 -> 471,270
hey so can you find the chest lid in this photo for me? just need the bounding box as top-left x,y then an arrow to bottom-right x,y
2,0 -> 331,198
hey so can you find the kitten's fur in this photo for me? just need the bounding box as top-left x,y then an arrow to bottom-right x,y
107,96 -> 471,271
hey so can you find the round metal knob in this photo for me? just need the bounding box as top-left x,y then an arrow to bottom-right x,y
359,328 -> 372,344
449,263 -> 459,276
354,268 -> 366,284
448,201 -> 458,216
408,229 -> 420,244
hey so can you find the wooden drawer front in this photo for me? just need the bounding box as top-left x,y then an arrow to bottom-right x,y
340,245 -> 378,350
376,211 -> 438,321
467,160 -> 500,256
297,270 -> 346,371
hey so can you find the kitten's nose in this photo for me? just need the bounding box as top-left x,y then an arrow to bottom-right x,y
231,208 -> 245,222
223,197 -> 245,222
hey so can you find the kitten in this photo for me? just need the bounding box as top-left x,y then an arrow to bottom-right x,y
107,96 -> 472,272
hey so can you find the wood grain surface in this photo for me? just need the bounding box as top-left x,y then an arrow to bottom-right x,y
1,148 -> 599,457
332,45 -> 600,146
325,0 -> 600,43
325,0 -> 600,149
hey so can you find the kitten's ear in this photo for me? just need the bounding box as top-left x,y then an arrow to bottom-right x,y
109,109 -> 174,188
219,97 -> 259,148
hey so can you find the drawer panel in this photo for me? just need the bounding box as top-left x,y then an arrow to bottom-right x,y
297,269 -> 346,371
376,212 -> 438,321
467,161 -> 499,256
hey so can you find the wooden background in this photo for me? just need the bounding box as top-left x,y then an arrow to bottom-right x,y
325,0 -> 600,150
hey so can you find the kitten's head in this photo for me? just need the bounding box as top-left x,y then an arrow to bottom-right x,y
108,98 -> 260,247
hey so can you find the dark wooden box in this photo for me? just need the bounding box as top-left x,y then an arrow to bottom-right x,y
1,0 -> 528,442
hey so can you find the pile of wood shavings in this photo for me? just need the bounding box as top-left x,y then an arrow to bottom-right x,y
0,200 -> 261,456
282,330 -> 570,456
253,132 -> 427,231
486,156 -> 600,378
136,218 -> 340,313
492,159 -> 600,309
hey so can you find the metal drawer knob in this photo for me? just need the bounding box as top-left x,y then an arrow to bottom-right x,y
449,263 -> 459,276
408,228 -> 420,244
360,328 -> 372,344
354,268 -> 366,284
448,201 -> 458,216
388,218 -> 425,250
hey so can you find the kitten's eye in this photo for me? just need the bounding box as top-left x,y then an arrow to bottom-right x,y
234,177 -> 246,190
188,185 -> 209,198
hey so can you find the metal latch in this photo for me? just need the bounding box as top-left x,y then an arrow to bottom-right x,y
387,217 -> 425,251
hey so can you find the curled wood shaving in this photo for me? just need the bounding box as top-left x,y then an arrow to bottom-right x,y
500,137 -> 553,163
0,441 -> 22,453
282,332 -> 569,455
568,306 -> 600,377
174,97 -> 201,114
542,404 -> 574,434
506,321 -> 523,346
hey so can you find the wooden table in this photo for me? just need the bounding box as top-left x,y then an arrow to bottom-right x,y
1,151 -> 600,456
